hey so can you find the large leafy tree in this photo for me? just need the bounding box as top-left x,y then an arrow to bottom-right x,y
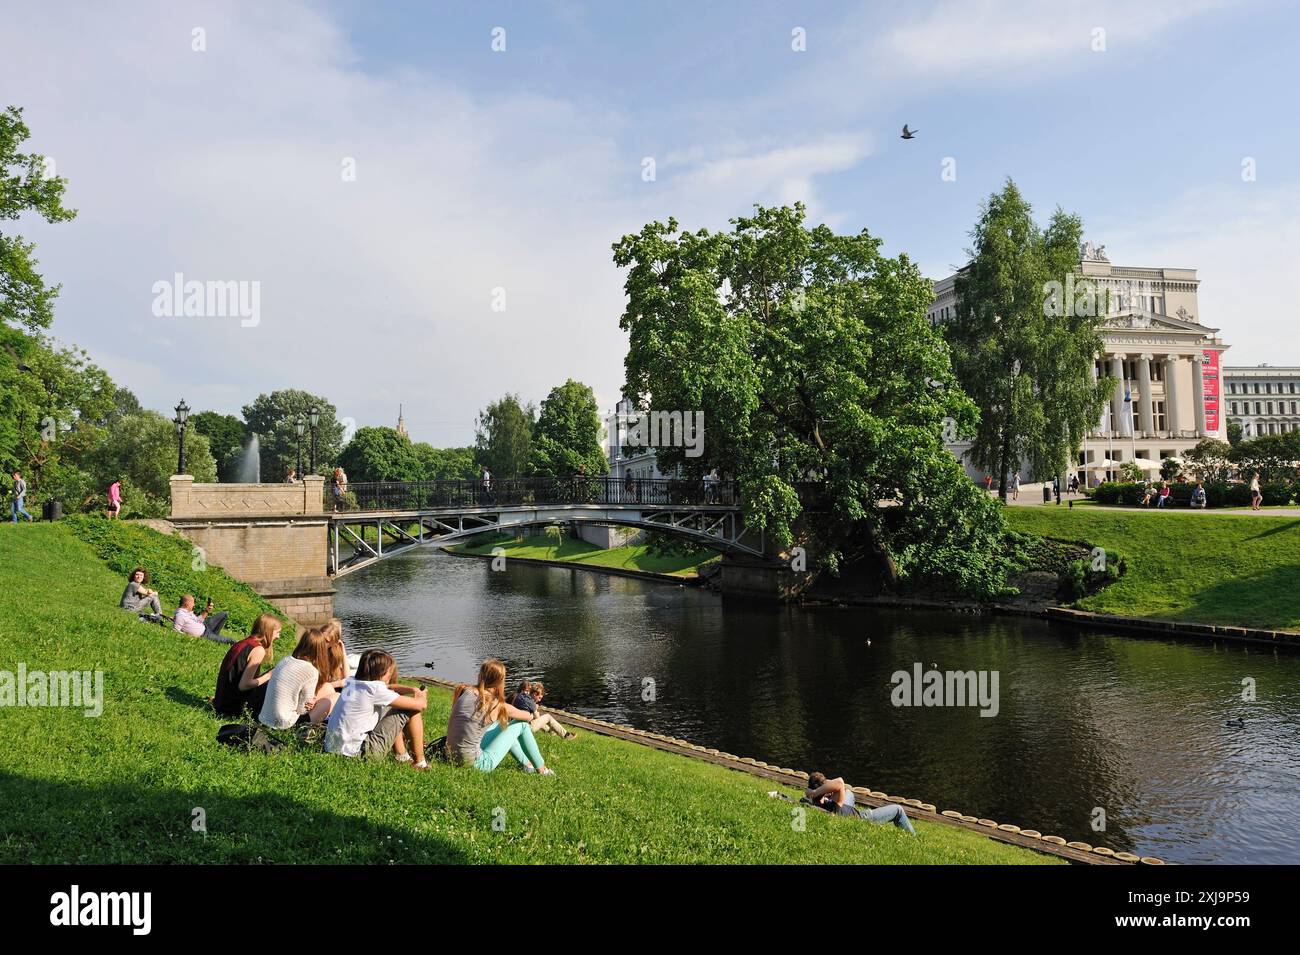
474,393 -> 535,478
338,426 -> 419,482
613,203 -> 1006,595
1,105 -> 77,333
241,390 -> 346,479
192,410 -> 247,482
529,378 -> 608,477
945,179 -> 1111,500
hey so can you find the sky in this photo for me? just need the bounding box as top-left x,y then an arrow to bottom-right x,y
3,0 -> 1298,446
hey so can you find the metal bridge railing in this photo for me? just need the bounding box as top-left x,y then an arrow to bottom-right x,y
340,476 -> 737,512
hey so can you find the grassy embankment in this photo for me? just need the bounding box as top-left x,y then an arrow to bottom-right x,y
1006,506 -> 1300,630
0,519 -> 1048,864
449,530 -> 721,578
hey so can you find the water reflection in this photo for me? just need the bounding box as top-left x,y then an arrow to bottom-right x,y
334,549 -> 1300,863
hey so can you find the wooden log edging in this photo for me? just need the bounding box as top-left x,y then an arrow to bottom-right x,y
407,675 -> 1159,866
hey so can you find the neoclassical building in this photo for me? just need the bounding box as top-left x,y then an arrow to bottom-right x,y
1223,365 -> 1300,437
930,244 -> 1230,484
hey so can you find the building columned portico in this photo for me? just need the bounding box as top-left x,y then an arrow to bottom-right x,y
931,247 -> 1229,483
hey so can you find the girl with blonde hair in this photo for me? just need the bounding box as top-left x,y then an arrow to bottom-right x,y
447,659 -> 554,775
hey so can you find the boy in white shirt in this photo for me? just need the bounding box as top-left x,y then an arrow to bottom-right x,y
325,649 -> 428,767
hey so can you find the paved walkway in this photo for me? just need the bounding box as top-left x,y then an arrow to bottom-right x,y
998,494 -> 1300,517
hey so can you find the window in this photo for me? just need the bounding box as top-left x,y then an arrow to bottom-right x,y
1268,402 -> 1275,415
1228,382 -> 1237,394
1154,401 -> 1167,432
1150,362 -> 1163,382
1255,384 -> 1262,394
1231,402 -> 1239,414
1256,402 -> 1263,415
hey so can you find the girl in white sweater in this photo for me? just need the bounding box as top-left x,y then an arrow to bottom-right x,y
259,627 -> 339,729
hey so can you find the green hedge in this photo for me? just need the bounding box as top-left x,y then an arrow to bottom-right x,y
62,515 -> 291,636
1090,480 -> 1298,508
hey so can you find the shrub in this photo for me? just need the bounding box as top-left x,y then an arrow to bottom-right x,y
1060,547 -> 1125,601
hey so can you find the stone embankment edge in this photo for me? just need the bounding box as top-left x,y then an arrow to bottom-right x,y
812,593 -> 1300,650
439,545 -> 706,586
408,675 -> 1158,866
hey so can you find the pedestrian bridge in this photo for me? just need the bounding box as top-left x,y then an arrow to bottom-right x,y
329,476 -> 758,577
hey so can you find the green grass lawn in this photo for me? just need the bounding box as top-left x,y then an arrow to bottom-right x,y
453,531 -> 721,577
0,521 -> 1047,864
1005,506 -> 1300,630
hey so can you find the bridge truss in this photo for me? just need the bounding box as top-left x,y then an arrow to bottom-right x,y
327,503 -> 764,578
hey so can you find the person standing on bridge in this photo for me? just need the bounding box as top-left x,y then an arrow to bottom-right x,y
481,466 -> 493,504
332,467 -> 348,511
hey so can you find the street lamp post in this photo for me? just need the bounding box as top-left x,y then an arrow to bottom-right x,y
174,399 -> 191,474
295,416 -> 306,479
308,406 -> 320,473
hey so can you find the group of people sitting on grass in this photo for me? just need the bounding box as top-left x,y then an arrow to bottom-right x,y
205,611 -> 575,776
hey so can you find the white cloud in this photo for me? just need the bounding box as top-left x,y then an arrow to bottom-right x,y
1092,182 -> 1300,365
1,1 -> 865,445
873,0 -> 1231,81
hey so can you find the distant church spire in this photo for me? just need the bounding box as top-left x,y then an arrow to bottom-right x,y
396,404 -> 409,439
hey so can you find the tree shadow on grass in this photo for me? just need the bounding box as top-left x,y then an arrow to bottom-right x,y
0,771 -> 471,864
1245,520 -> 1300,541
1183,563 -> 1300,632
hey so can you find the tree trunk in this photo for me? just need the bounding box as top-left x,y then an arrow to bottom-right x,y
997,418 -> 1011,504
864,520 -> 899,589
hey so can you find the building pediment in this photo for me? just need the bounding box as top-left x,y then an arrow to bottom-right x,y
1103,310 -> 1219,337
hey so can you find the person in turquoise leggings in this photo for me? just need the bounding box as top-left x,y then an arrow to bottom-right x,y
447,659 -> 556,776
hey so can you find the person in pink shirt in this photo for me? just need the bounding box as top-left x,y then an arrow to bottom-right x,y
107,479 -> 122,519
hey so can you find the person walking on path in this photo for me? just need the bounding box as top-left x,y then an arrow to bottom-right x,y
1010,472 -> 1020,501
1250,473 -> 1263,511
10,471 -> 33,523
107,479 -> 122,519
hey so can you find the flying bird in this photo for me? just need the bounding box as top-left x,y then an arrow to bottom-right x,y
900,125 -> 917,139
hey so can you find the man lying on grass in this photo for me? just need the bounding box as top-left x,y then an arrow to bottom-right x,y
805,772 -> 916,835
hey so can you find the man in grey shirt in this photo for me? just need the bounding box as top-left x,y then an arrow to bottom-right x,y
11,471 -> 33,523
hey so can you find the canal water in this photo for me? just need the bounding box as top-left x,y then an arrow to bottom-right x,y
334,549 -> 1300,864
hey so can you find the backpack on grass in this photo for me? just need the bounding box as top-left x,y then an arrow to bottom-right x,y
215,722 -> 284,754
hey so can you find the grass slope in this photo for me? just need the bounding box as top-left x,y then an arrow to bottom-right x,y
0,522 -> 1049,864
1005,507 -> 1300,630
453,531 -> 721,577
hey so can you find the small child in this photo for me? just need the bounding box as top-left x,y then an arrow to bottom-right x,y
512,680 -> 577,740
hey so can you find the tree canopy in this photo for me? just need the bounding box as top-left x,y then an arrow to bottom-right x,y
474,393 -> 534,478
529,378 -> 608,477
613,203 -> 1007,595
945,179 -> 1111,499
192,411 -> 247,482
241,390 -> 346,479
1,105 -> 77,333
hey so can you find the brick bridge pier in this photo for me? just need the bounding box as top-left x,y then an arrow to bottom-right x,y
169,475 -> 335,625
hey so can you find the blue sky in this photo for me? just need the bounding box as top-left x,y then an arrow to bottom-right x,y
3,0 -> 1297,445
